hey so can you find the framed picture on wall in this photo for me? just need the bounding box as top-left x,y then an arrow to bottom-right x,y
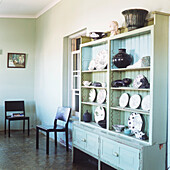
7,53 -> 26,68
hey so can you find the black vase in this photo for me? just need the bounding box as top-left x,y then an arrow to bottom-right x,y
83,110 -> 91,122
113,49 -> 132,68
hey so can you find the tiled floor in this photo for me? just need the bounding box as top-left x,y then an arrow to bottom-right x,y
0,130 -> 96,170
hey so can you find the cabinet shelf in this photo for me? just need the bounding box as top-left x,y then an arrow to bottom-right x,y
82,86 -> 107,89
111,67 -> 150,72
71,50 -> 80,55
81,121 -> 104,128
110,87 -> 150,91
81,101 -> 107,107
82,69 -> 107,73
110,106 -> 150,115
73,70 -> 80,73
108,130 -> 149,144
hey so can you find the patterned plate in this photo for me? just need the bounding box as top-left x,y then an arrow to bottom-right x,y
128,113 -> 143,133
94,106 -> 105,123
89,89 -> 96,102
133,74 -> 145,88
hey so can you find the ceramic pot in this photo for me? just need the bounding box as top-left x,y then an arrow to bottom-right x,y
122,9 -> 148,31
83,110 -> 91,122
113,49 -> 132,68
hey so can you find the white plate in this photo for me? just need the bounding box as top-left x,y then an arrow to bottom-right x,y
88,59 -> 96,70
128,113 -> 143,133
141,95 -> 150,111
89,89 -> 96,102
119,93 -> 129,108
94,106 -> 105,123
129,94 -> 141,109
97,89 -> 107,104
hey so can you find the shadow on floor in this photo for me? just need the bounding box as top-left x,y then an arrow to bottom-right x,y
0,129 -> 98,170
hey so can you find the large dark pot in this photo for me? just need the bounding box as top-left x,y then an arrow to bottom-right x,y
83,110 -> 91,122
113,49 -> 132,68
122,9 -> 148,31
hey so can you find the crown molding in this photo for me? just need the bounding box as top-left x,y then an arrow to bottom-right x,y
0,0 -> 61,19
35,0 -> 61,18
0,15 -> 35,19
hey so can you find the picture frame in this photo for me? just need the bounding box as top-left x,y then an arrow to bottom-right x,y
7,53 -> 26,68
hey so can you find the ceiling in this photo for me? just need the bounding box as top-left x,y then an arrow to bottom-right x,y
0,0 -> 61,18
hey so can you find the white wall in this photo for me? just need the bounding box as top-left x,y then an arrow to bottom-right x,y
0,18 -> 36,130
34,0 -> 170,127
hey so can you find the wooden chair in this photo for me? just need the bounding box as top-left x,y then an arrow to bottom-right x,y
36,107 -> 71,154
4,101 -> 30,137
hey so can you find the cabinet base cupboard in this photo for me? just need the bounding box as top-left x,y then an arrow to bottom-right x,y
72,12 -> 169,170
73,123 -> 166,170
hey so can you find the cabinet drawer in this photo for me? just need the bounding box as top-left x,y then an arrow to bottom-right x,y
73,127 -> 86,149
86,131 -> 99,156
100,137 -> 119,167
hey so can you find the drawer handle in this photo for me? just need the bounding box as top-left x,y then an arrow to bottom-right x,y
81,138 -> 86,142
113,152 -> 119,157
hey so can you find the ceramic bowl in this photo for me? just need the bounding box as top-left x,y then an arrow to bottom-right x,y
112,125 -> 125,132
83,81 -> 91,86
124,128 -> 132,135
122,9 -> 148,31
89,32 -> 106,40
98,120 -> 106,129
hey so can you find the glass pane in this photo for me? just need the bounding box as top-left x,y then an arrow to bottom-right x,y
73,76 -> 80,89
73,54 -> 80,71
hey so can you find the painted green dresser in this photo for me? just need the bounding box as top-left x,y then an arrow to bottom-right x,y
72,11 -> 169,170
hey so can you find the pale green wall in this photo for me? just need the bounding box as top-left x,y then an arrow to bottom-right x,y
0,18 -> 36,130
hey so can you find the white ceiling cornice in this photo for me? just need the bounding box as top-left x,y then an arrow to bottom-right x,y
0,0 -> 61,19
0,15 -> 36,19
35,0 -> 61,18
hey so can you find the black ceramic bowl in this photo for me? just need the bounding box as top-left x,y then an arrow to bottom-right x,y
122,9 -> 148,30
89,32 -> 106,40
98,120 -> 106,128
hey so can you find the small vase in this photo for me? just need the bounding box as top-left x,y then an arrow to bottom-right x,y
83,110 -> 91,122
113,49 -> 132,68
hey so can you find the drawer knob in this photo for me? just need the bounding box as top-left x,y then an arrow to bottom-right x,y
81,138 -> 86,142
113,152 -> 119,157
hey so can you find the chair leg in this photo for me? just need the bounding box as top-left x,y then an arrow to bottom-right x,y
55,131 -> 57,147
23,120 -> 25,133
8,120 -> 10,137
28,118 -> 30,136
46,132 -> 49,155
36,127 -> 39,149
66,129 -> 69,151
4,119 -> 6,135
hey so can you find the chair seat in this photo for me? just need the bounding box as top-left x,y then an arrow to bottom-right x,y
36,124 -> 66,132
7,116 -> 29,120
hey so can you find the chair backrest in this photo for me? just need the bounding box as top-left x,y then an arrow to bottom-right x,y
5,101 -> 25,117
54,107 -> 71,127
